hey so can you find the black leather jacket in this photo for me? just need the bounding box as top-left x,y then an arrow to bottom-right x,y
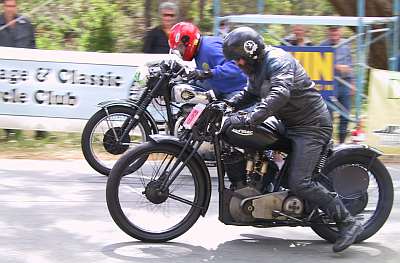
230,46 -> 331,128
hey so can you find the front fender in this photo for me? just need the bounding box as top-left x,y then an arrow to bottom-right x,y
97,99 -> 158,134
149,134 -> 212,216
97,99 -> 135,108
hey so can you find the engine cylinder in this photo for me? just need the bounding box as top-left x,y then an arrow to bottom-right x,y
223,150 -> 246,187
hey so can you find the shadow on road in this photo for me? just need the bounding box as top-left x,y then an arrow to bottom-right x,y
102,233 -> 398,263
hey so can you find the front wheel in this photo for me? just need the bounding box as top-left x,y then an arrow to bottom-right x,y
311,155 -> 394,243
81,106 -> 152,175
106,141 -> 207,242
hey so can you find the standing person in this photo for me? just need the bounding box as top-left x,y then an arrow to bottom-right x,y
282,25 -> 313,46
143,1 -> 178,54
320,26 -> 354,144
217,19 -> 230,38
0,0 -> 47,139
0,0 -> 35,48
168,22 -> 247,100
222,27 -> 363,253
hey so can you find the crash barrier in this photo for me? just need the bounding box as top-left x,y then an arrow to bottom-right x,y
366,69 -> 400,150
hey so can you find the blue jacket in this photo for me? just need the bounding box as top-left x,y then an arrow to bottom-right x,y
195,36 -> 247,96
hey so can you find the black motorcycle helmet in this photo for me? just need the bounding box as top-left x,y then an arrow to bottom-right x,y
223,27 -> 265,63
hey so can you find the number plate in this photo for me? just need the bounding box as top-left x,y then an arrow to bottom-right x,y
183,103 -> 206,130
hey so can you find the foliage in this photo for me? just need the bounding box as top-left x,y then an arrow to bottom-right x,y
15,0 -> 336,53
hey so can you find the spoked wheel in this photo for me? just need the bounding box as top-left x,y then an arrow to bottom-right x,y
106,142 -> 207,242
311,155 -> 394,243
81,106 -> 151,175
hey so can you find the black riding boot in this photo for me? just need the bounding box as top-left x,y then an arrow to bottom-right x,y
322,195 -> 364,252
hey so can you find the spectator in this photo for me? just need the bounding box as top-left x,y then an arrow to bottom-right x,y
0,0 -> 47,140
320,26 -> 354,144
143,1 -> 178,54
282,25 -> 313,46
0,0 -> 35,48
217,19 -> 230,38
168,22 -> 247,100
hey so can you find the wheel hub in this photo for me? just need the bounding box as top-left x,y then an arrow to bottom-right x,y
145,180 -> 169,204
103,127 -> 130,155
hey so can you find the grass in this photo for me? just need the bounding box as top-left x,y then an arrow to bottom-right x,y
0,130 -> 84,159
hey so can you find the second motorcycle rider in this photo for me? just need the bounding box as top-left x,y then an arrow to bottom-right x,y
168,22 -> 247,100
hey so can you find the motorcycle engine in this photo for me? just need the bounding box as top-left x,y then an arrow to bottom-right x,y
229,190 -> 305,222
227,151 -> 305,223
282,196 -> 304,216
229,186 -> 261,223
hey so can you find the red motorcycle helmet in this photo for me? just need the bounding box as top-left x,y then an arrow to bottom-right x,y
169,22 -> 201,61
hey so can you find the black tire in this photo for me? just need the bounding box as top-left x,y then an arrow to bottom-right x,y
81,106 -> 152,175
106,141 -> 207,242
311,155 -> 394,243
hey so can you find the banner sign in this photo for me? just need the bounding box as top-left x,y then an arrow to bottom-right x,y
0,47 -> 173,131
0,59 -> 134,119
278,46 -> 335,99
366,69 -> 400,149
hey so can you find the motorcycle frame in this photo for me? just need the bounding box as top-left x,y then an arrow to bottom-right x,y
101,72 -> 191,145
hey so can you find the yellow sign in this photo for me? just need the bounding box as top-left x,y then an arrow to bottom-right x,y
278,46 -> 335,97
292,51 -> 334,82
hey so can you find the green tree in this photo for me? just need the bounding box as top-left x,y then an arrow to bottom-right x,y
79,0 -> 118,52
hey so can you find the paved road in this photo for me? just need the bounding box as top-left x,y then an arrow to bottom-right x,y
0,159 -> 399,263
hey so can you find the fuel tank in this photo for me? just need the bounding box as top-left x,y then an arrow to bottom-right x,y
223,117 -> 290,152
171,84 -> 214,104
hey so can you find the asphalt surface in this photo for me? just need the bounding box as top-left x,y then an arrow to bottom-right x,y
0,159 -> 399,263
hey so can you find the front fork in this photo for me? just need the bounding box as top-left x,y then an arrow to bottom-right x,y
159,134 -> 202,191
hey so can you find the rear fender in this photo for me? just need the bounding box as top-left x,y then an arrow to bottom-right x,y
149,134 -> 212,216
327,144 -> 382,167
97,99 -> 158,134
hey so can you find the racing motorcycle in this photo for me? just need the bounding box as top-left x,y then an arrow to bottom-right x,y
81,58 -> 214,175
106,101 -> 393,244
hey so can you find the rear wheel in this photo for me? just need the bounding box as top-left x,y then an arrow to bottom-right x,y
311,155 -> 393,243
106,142 -> 207,242
81,106 -> 151,175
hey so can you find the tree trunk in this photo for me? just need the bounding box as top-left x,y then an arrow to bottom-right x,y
199,0 -> 206,22
179,0 -> 192,22
328,0 -> 395,69
144,0 -> 152,29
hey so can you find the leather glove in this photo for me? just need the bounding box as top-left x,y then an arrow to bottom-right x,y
223,99 -> 237,111
226,113 -> 252,129
188,69 -> 213,81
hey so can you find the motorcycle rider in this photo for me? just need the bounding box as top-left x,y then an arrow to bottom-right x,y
222,27 -> 363,253
168,22 -> 247,100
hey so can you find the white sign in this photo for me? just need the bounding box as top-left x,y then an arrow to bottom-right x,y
0,47 -> 170,131
0,59 -> 132,119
